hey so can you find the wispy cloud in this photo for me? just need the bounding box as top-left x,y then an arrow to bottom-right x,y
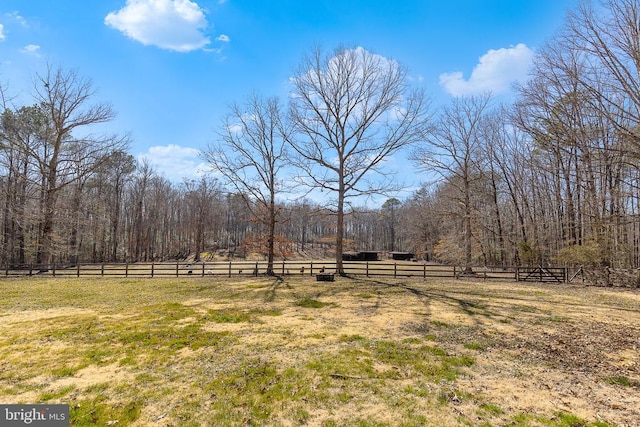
105,0 -> 211,52
5,11 -> 27,27
216,34 -> 230,42
20,44 -> 41,56
0,24 -> 5,42
138,144 -> 208,182
439,43 -> 534,97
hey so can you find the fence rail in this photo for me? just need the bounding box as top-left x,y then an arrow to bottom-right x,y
0,261 -> 568,282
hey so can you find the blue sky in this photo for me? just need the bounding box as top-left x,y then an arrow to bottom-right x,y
0,0 -> 577,193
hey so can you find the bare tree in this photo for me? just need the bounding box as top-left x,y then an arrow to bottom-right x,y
22,64 -> 128,267
181,176 -> 223,262
380,198 -> 402,252
287,46 -> 431,275
1,106 -> 42,266
483,106 -> 537,265
203,93 -> 289,275
412,94 -> 492,273
562,0 -> 640,146
402,185 -> 442,261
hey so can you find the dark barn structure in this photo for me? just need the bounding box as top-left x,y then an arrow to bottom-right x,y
390,252 -> 415,261
342,251 -> 380,261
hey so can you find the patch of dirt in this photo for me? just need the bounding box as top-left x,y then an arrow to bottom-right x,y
0,307 -> 94,324
3,363 -> 135,405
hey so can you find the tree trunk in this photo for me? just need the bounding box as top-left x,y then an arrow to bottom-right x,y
336,182 -> 345,275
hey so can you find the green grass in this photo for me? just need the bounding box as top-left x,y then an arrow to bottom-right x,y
506,412 -> 615,427
295,296 -> 334,308
605,376 -> 640,388
463,342 -> 486,351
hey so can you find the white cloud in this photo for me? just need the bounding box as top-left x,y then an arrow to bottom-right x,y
5,12 -> 27,27
215,34 -> 229,42
105,0 -> 211,52
138,144 -> 208,181
0,24 -> 5,41
439,43 -> 534,97
20,44 -> 40,56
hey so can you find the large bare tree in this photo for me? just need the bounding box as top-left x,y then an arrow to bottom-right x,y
204,93 -> 289,275
14,64 -> 128,267
412,94 -> 492,274
287,46 -> 431,275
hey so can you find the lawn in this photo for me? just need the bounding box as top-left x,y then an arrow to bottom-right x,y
0,276 -> 638,426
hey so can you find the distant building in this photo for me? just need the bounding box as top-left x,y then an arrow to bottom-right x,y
342,251 -> 380,261
390,252 -> 414,261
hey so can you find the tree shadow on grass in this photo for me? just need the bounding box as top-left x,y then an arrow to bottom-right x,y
263,276 -> 293,303
256,274 -> 497,327
337,276 -> 495,325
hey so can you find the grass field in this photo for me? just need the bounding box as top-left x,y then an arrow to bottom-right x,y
0,276 -> 638,426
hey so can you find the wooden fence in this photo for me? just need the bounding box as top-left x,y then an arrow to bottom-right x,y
0,261 -> 569,282
514,266 -> 568,283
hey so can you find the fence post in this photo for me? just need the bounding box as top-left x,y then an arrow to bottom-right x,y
77,263 -> 80,278
453,265 -> 456,278
100,263 -> 104,277
126,263 -> 129,278
423,263 -> 426,279
151,262 -> 154,278
52,263 -> 56,277
394,263 -> 397,278
310,261 -> 313,276
201,263 -> 205,277
228,262 -> 232,278
282,261 -> 286,276
366,261 -> 369,277
515,267 -> 519,282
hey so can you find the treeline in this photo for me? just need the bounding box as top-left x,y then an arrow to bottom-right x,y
0,65 -> 409,268
0,147 -> 408,266
409,0 -> 640,270
4,0 -> 640,271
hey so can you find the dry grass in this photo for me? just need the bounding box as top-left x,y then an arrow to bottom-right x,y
0,276 -> 639,426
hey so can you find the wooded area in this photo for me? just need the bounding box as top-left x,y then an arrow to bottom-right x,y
3,0 -> 640,277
